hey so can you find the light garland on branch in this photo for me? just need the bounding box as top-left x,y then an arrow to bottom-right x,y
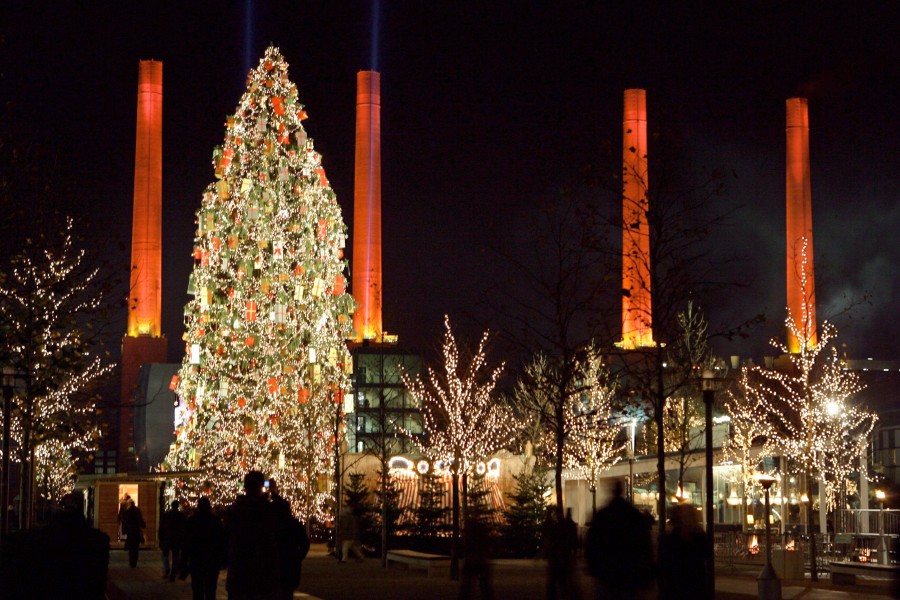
0,217 -> 111,501
162,46 -> 355,520
400,315 -> 514,469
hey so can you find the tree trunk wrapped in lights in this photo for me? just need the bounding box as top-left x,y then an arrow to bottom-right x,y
401,316 -> 514,580
163,47 -> 355,519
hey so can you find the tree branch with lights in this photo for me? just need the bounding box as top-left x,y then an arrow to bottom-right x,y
401,316 -> 514,580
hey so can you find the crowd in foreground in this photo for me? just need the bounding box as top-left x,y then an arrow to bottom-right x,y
0,470 -> 310,600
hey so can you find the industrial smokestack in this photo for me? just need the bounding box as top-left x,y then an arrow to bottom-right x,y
619,89 -> 655,349
785,97 -> 817,352
128,60 -> 164,337
121,60 -> 168,471
352,70 -> 383,342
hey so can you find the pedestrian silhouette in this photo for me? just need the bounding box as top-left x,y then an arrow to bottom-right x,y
225,470 -> 281,599
585,479 -> 654,599
184,496 -> 226,600
543,506 -> 579,600
120,496 -> 146,568
159,499 -> 188,580
0,490 -> 110,598
268,478 -> 310,600
339,505 -> 364,562
458,514 -> 494,600
658,502 -> 707,600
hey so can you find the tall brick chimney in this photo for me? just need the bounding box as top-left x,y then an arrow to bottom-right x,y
120,60 -> 168,471
619,89 -> 655,349
352,71 -> 383,343
785,97 -> 817,353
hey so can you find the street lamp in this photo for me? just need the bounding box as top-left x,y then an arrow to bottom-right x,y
1,367 -> 22,541
754,473 -> 782,600
701,368 -> 721,600
627,418 -> 637,504
876,490 -> 889,565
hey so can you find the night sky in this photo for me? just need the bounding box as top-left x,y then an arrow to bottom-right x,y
3,1 -> 898,365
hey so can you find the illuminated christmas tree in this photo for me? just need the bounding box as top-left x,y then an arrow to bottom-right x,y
164,47 -> 355,518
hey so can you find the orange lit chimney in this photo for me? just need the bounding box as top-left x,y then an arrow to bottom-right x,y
785,97 -> 817,353
120,60 -> 168,470
352,71 -> 383,343
618,89 -> 655,349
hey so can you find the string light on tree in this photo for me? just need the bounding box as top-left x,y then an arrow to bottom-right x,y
163,47 -> 355,519
738,239 -> 876,513
401,315 -> 514,579
0,217 -> 112,503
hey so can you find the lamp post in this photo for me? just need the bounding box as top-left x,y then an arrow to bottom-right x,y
755,473 -> 782,600
876,490 -> 889,565
1,367 -> 20,541
800,491 -> 817,581
702,369 -> 717,600
627,418 -> 636,504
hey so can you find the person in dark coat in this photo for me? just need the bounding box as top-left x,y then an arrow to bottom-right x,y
543,506 -> 579,600
585,479 -> 654,599
0,490 -> 110,598
268,478 -> 310,600
658,503 -> 708,600
184,496 -> 226,600
159,499 -> 188,580
458,515 -> 494,600
225,470 -> 281,600
120,497 -> 146,568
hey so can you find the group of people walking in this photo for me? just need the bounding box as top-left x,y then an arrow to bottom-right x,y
119,470 -> 310,600
541,479 -> 707,600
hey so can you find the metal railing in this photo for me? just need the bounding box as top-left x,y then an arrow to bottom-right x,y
839,508 -> 900,536
714,530 -> 896,573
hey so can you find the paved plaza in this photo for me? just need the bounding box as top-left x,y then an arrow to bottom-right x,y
104,543 -> 896,600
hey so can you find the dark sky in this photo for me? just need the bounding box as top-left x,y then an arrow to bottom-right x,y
3,1 -> 898,364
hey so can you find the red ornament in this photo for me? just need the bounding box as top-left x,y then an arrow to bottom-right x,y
245,301 -> 258,321
272,97 -> 285,116
267,377 -> 278,394
298,389 -> 310,404
332,274 -> 345,295
245,336 -> 255,347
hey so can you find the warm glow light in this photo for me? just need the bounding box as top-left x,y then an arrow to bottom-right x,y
876,490 -> 886,500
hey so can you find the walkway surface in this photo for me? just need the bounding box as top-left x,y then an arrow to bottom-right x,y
106,544 -> 896,599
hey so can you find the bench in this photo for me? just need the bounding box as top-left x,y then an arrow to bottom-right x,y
829,561 -> 898,586
386,549 -> 451,577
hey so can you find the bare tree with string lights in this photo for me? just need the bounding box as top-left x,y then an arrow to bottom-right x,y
401,316 -> 514,580
740,240 -> 876,519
